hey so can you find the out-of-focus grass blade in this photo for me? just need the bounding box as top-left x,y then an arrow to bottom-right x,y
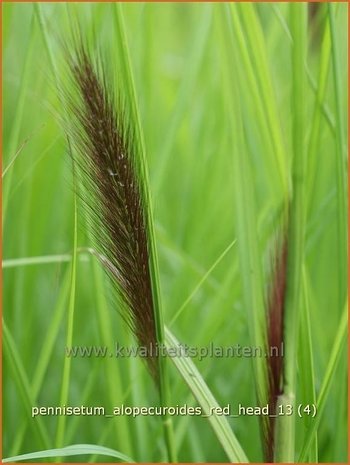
298,267 -> 318,462
327,6 -> 348,459
3,320 -> 50,449
165,327 -> 249,463
328,3 -> 347,310
153,4 -> 212,191
270,4 -> 336,134
34,4 -> 58,79
55,193 -> 78,448
169,239 -> 236,325
298,303 -> 347,462
228,4 -> 286,200
275,5 -> 307,462
90,259 -> 132,455
307,20 -> 331,214
2,131 -> 33,178
237,3 -> 288,197
3,8 -> 36,224
221,1 -> 268,416
3,248 -> 110,268
3,254 -> 79,268
9,269 -> 71,456
3,444 -> 135,463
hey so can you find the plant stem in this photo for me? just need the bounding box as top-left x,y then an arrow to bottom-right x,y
55,191 -> 78,448
299,267 -> 318,461
114,5 -> 177,461
328,3 -> 347,311
220,3 -> 269,440
307,19 -> 331,215
274,4 -> 307,462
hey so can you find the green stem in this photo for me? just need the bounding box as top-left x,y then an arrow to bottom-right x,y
114,6 -> 176,461
221,3 -> 268,438
237,3 -> 289,198
274,5 -> 307,462
307,19 -> 331,215
328,3 -> 347,311
299,267 -> 318,462
55,192 -> 78,447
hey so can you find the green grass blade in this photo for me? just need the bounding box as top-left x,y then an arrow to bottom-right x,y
221,2 -> 268,412
3,444 -> 135,463
270,4 -> 336,134
274,5 -> 307,462
90,259 -> 132,455
328,3 -> 347,310
3,320 -> 50,449
114,6 -> 176,460
298,303 -> 347,462
3,8 -> 36,224
33,268 -> 70,390
34,4 -> 57,77
307,20 -> 331,215
2,125 -> 40,178
165,327 -> 248,463
153,4 -> 212,192
156,223 -> 220,292
3,254 -> 75,268
55,194 -> 78,448
228,5 -> 286,200
9,269 -> 71,456
169,239 -> 236,326
298,267 -> 318,462
3,248 -> 109,268
237,3 -> 288,197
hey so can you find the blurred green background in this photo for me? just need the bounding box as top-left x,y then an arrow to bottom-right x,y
3,2 -> 348,463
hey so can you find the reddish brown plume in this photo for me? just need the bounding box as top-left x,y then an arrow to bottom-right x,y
64,42 -> 159,382
265,236 -> 288,462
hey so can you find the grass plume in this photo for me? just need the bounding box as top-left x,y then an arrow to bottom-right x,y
64,42 -> 160,380
265,235 -> 288,462
61,38 -> 177,461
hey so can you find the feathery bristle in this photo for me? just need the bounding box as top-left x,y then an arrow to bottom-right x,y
265,236 -> 288,462
65,42 -> 159,381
